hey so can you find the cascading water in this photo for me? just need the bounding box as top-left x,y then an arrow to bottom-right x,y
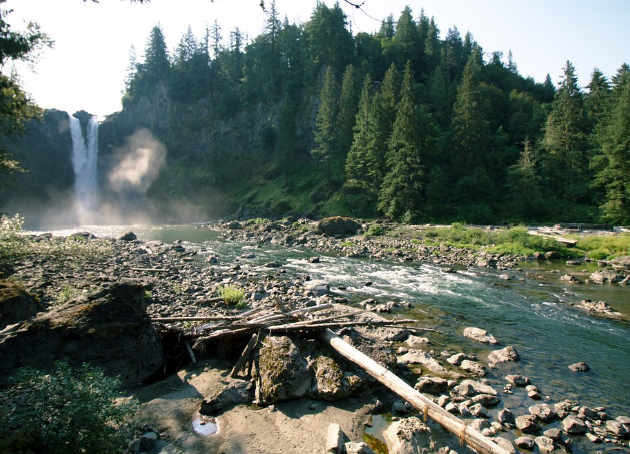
68,113 -> 99,222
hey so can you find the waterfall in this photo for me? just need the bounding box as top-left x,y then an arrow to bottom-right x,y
69,113 -> 99,220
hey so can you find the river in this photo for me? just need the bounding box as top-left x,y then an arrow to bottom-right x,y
26,223 -> 630,450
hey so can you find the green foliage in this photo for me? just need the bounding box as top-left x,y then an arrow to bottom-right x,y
363,224 -> 383,238
218,285 -> 245,305
0,214 -> 113,267
0,362 -> 137,454
569,233 -> 630,259
312,66 -> 339,183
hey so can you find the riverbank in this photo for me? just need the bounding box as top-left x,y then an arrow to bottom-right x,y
1,217 -> 629,454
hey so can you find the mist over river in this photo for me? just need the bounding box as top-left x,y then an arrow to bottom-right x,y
26,223 -> 630,447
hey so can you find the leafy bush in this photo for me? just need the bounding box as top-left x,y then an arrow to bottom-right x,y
218,285 -> 245,306
0,362 -> 137,454
363,224 -> 383,238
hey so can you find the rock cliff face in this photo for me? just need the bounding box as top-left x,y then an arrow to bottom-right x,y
0,109 -> 75,224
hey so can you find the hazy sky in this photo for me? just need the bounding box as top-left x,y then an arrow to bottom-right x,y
5,0 -> 630,118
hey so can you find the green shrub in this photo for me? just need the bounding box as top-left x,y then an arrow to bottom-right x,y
363,224 -> 383,238
218,285 -> 245,305
0,362 -> 137,454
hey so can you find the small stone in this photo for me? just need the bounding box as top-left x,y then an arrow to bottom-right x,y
344,441 -> 376,454
529,404 -> 556,422
586,433 -> 602,443
606,420 -> 629,438
471,394 -> 500,407
544,428 -> 563,440
119,231 -> 137,241
438,395 -> 450,408
514,436 -> 536,450
516,415 -> 541,433
140,432 -> 158,450
460,359 -> 488,377
470,403 -> 490,419
326,423 -> 344,454
447,353 -> 467,366
493,437 -> 516,454
563,415 -> 587,434
463,327 -> 499,344
488,346 -> 520,367
498,409 -> 516,426
568,361 -> 590,372
534,436 -> 555,454
506,374 -> 530,387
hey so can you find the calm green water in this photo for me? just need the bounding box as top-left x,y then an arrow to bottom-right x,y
27,224 -> 630,450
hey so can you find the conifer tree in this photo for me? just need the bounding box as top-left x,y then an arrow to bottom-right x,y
594,70 -> 630,224
312,66 -> 339,183
378,63 -> 400,132
542,61 -> 590,204
143,24 -> 170,85
337,64 -> 359,160
378,62 -> 426,221
450,47 -> 491,177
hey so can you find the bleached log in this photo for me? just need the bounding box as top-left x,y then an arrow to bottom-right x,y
230,333 -> 260,378
318,329 -> 511,454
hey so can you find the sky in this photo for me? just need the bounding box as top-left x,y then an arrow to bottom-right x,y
5,0 -> 630,118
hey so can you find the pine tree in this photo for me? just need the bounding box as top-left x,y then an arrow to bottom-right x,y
542,61 -> 590,204
393,6 -> 420,71
378,63 -> 400,132
594,72 -> 630,224
507,138 -> 545,219
450,47 -> 491,177
143,24 -> 170,85
378,62 -> 427,221
312,66 -> 339,183
337,64 -> 359,160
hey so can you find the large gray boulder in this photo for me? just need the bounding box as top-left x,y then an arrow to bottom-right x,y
0,283 -> 163,386
316,216 -> 361,236
488,346 -> 520,367
562,415 -> 586,434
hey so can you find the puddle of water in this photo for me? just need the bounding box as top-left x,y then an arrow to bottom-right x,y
192,415 -> 218,436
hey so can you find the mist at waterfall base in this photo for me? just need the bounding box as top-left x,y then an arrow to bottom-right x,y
61,115 -> 168,226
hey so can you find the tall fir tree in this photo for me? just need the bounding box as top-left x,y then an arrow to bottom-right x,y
378,61 -> 427,221
337,64 -> 359,161
594,71 -> 630,224
450,47 -> 491,177
542,61 -> 590,205
312,66 -> 339,184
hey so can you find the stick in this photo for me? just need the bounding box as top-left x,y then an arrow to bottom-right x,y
131,268 -> 169,272
151,316 -> 238,322
184,340 -> 196,363
230,333 -> 259,378
318,329 -> 511,454
285,303 -> 334,316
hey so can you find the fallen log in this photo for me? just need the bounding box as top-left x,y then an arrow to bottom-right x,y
318,329 -> 511,454
230,332 -> 261,378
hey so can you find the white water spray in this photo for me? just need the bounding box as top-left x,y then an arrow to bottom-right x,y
68,113 -> 99,221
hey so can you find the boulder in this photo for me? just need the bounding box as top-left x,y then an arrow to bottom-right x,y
493,437 -> 516,454
118,231 -> 137,241
383,416 -> 432,454
0,283 -> 162,386
488,346 -> 520,367
559,274 -> 581,284
0,280 -> 41,330
470,403 -> 490,418
463,327 -> 499,344
254,336 -> 311,404
200,379 -> 251,414
304,279 -> 330,296
414,376 -> 449,394
316,216 -> 361,236
397,350 -> 455,377
472,394 -> 500,407
514,436 -> 535,450
453,380 -> 497,397
544,251 -> 561,260
326,423 -> 345,454
562,415 -> 586,434
516,415 -> 541,433
404,335 -> 430,348
460,359 -> 488,377
534,436 -> 555,454
529,404 -> 556,422
606,420 -> 629,438
590,269 -> 624,284
498,408 -> 516,426
610,255 -> 630,270
568,361 -> 590,372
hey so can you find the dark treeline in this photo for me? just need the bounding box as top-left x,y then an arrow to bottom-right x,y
124,1 -> 630,225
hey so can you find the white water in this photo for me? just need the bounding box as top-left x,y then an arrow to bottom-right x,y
69,114 -> 99,221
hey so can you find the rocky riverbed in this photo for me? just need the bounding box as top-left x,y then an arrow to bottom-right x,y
1,218 -> 629,454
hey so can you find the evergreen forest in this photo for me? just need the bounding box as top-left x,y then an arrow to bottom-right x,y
121,1 -> 630,224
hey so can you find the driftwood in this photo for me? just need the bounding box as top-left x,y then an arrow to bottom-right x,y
319,329 -> 511,454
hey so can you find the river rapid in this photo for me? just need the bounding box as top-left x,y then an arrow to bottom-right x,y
27,223 -> 630,450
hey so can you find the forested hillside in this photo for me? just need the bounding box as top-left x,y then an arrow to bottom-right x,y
117,1 -> 630,224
